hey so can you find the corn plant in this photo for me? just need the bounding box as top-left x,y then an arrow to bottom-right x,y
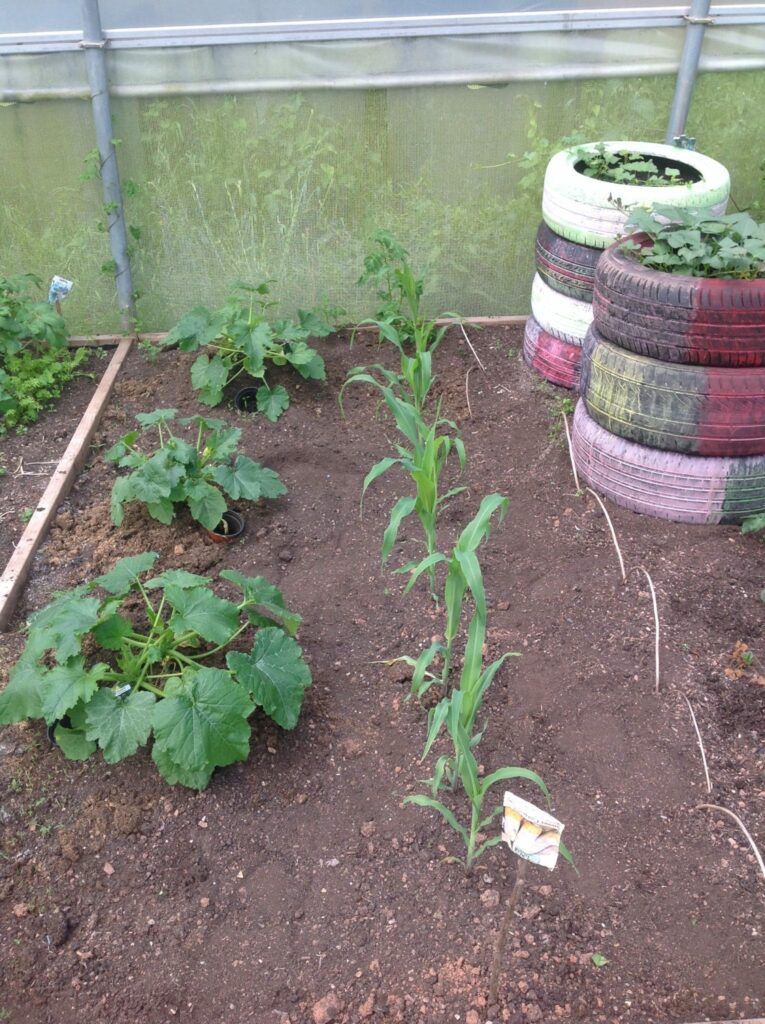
349,230 -> 460,414
355,385 -> 466,597
396,494 -> 510,703
405,693 -> 550,872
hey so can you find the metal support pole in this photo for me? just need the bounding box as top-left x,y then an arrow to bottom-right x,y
80,0 -> 135,330
665,0 -> 714,144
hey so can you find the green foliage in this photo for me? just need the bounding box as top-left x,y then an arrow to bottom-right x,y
742,512 -> 765,535
0,346 -> 90,434
0,553 -> 311,788
0,273 -> 68,358
575,143 -> 689,187
623,206 -> 765,279
162,280 -> 333,416
106,408 -> 286,530
350,231 -> 458,414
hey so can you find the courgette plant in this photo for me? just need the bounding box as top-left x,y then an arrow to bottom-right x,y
107,408 -> 286,531
161,280 -> 334,418
0,553 -> 311,789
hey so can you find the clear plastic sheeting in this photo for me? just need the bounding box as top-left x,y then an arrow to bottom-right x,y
4,25 -> 765,101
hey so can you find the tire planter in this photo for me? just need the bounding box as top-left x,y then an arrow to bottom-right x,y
535,221 -> 601,303
523,315 -> 582,390
530,274 -> 593,346
572,399 -> 765,525
581,327 -> 765,457
593,238 -> 765,368
542,141 -> 730,249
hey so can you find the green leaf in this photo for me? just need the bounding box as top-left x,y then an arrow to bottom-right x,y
191,353 -> 229,406
26,593 -> 102,662
210,457 -> 286,502
241,321 -> 271,375
92,552 -> 159,596
85,688 -> 156,762
382,496 -> 416,565
146,497 -> 176,525
256,384 -> 289,422
742,514 -> 765,534
136,408 -> 177,428
403,794 -> 468,845
151,744 -> 214,790
165,586 -> 241,645
285,342 -> 326,380
227,628 -> 311,730
202,425 -> 242,462
151,667 -> 253,771
184,478 -> 228,530
145,569 -> 212,590
0,654 -> 44,722
92,613 -> 134,651
40,660 -> 109,724
110,476 -> 133,526
219,570 -> 301,635
591,953 -> 609,968
54,724 -> 97,760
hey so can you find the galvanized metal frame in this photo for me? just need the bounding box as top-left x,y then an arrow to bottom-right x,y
2,5 -> 765,53
2,0 -> 762,322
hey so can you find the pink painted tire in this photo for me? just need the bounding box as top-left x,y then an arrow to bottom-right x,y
523,315 -> 581,390
571,399 -> 765,524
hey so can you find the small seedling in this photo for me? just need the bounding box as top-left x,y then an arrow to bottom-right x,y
591,953 -> 609,968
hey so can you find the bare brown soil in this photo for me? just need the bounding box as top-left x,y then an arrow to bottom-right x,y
0,327 -> 763,1024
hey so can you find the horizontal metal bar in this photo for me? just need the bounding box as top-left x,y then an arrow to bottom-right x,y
2,5 -> 765,53
4,52 -> 765,104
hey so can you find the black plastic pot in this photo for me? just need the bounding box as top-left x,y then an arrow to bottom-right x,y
207,509 -> 246,543
47,716 -> 71,746
235,387 -> 259,413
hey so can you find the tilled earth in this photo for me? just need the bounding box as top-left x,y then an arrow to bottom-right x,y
0,326 -> 763,1024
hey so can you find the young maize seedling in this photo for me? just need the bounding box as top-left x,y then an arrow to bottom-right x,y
405,692 -> 550,872
360,390 -> 466,598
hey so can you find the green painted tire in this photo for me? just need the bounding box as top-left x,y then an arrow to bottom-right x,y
542,141 -> 730,249
581,327 -> 765,457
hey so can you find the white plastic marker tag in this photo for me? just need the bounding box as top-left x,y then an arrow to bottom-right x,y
48,276 -> 74,305
502,792 -> 564,871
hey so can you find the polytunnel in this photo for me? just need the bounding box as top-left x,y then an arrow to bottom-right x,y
2,0 -> 765,331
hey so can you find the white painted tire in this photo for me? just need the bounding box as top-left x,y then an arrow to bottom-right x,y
530,274 -> 593,346
542,141 -> 730,249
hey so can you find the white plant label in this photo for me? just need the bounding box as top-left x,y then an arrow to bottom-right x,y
502,791 -> 564,871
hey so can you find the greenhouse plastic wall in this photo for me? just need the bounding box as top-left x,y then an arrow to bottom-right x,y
2,12 -> 765,332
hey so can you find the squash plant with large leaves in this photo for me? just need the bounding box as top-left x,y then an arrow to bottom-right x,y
0,553 -> 312,789
107,408 -> 286,530
161,280 -> 333,418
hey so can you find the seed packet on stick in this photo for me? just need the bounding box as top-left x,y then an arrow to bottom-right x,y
502,792 -> 564,871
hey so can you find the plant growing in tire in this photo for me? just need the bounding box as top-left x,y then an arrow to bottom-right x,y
542,140 -> 730,249
592,205 -> 765,368
0,553 -> 311,789
107,408 -> 286,531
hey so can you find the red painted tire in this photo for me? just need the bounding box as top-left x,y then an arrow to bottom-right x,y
572,399 -> 765,524
523,315 -> 581,390
593,238 -> 765,367
581,326 -> 765,457
535,222 -> 601,303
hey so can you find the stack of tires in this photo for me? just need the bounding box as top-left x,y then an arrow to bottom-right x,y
573,244 -> 765,525
523,140 -> 730,392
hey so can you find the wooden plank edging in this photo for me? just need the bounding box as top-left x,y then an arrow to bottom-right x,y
66,316 -> 529,348
0,338 -> 133,631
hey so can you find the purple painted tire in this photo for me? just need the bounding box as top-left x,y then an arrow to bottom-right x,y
523,316 -> 581,390
571,399 -> 765,524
